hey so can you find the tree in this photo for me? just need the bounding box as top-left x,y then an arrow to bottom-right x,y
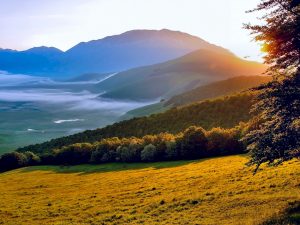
54,143 -> 93,165
180,126 -> 208,159
244,0 -> 300,171
141,144 -> 157,162
165,141 -> 179,160
0,152 -> 28,171
90,138 -> 121,163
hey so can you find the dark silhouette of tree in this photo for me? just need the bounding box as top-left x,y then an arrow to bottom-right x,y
244,0 -> 300,172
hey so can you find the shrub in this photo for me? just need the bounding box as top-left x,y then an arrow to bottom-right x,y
141,144 -> 157,162
0,152 -> 28,171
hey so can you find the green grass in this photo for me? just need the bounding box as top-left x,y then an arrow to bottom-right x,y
22,160 -> 194,174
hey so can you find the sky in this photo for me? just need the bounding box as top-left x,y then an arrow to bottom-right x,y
0,0 -> 263,61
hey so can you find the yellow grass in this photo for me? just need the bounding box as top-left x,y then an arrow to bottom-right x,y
0,155 -> 299,225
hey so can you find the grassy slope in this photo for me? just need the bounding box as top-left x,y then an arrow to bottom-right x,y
0,155 -> 299,225
122,76 -> 270,120
166,75 -> 271,107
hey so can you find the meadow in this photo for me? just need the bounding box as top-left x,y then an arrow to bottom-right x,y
0,155 -> 299,225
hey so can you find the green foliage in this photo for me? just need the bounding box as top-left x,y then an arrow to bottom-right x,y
206,127 -> 245,156
244,0 -> 300,170
245,76 -> 300,170
141,144 -> 157,162
90,138 -> 121,163
116,138 -> 143,162
0,151 -> 41,171
2,125 -> 246,171
17,92 -> 255,155
245,0 -> 300,72
180,126 -> 208,159
165,141 -> 179,160
54,143 -> 94,165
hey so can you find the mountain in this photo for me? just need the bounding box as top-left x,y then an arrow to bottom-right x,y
0,46 -> 63,76
97,49 -> 267,100
17,92 -> 256,154
0,29 -> 229,78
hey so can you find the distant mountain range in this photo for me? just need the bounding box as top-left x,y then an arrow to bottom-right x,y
0,29 -> 230,78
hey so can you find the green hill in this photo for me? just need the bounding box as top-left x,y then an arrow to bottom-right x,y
17,92 -> 256,154
96,49 -> 266,100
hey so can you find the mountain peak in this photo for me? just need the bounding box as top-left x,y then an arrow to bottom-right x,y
25,46 -> 63,54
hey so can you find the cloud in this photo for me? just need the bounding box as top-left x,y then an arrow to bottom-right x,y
0,72 -> 153,114
0,72 -> 52,86
0,88 -> 152,112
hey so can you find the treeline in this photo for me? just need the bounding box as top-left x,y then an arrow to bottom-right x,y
1,125 -> 249,172
17,92 -> 256,155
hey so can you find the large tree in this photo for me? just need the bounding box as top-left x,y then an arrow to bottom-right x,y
244,0 -> 300,172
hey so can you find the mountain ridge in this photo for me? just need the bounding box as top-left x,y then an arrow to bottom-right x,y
97,49 -> 267,100
0,29 -> 231,78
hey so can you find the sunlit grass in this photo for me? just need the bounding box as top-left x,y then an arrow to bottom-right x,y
0,155 -> 299,224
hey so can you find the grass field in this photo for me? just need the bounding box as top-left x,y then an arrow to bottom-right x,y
0,155 -> 299,225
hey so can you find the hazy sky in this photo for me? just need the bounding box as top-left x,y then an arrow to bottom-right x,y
0,0 -> 263,61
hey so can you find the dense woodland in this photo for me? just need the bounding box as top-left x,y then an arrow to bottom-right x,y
16,92 -> 256,155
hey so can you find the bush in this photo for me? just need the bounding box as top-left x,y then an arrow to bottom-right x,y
180,126 -> 208,159
0,152 -> 28,171
54,143 -> 93,165
141,144 -> 157,162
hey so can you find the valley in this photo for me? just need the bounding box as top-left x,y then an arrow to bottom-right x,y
0,72 -> 152,153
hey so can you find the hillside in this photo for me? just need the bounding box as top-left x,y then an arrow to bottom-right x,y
17,92 -> 256,154
1,155 -> 299,225
165,75 -> 271,107
98,50 -> 266,100
122,76 -> 271,119
0,29 -> 228,78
